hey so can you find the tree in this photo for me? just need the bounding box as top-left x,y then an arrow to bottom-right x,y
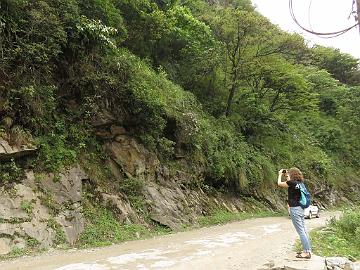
209,8 -> 261,116
208,7 -> 309,116
311,45 -> 360,86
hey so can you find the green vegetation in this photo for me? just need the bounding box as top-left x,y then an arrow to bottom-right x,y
0,237 -> 43,261
0,159 -> 23,185
311,208 -> 360,260
78,202 -> 163,247
1,0 -> 360,254
47,218 -> 67,246
115,176 -> 146,213
1,0 -> 359,193
197,210 -> 285,227
20,200 -> 34,214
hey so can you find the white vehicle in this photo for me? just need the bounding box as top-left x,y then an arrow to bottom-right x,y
304,205 -> 320,219
287,204 -> 320,219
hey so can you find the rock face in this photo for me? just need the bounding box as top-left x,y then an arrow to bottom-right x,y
0,238 -> 12,255
101,132 -> 269,229
38,167 -> 85,205
0,183 -> 55,254
104,135 -> 159,180
1,125 -> 359,257
55,207 -> 84,245
100,193 -> 139,224
0,165 -> 88,254
144,183 -> 201,230
36,167 -> 87,245
0,138 -> 37,161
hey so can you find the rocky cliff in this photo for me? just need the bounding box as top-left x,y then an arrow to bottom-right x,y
0,117 -> 358,256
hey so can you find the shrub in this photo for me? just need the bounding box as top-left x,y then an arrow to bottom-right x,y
0,159 -> 23,185
311,208 -> 360,259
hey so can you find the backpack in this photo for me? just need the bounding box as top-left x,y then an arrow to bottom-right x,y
298,182 -> 311,209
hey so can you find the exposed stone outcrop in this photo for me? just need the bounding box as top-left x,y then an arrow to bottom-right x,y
100,193 -> 139,224
22,221 -> 55,248
144,183 -> 202,230
104,135 -> 160,180
0,224 -> 16,236
0,196 -> 29,221
101,132 -> 280,229
0,166 -> 88,254
0,184 -> 54,254
35,167 -> 87,245
0,138 -> 37,161
0,238 -> 12,255
1,125 -> 359,258
55,207 -> 84,245
36,166 -> 86,205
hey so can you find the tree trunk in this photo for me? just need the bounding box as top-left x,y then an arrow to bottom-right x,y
225,83 -> 236,116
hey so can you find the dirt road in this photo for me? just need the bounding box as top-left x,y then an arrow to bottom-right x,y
0,212 -> 339,270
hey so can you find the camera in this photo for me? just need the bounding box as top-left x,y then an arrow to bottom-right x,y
282,169 -> 287,174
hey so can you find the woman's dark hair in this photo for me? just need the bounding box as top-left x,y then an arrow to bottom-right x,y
288,167 -> 304,182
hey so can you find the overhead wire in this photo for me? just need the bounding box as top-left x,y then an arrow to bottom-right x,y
307,0 -> 314,32
289,0 -> 359,38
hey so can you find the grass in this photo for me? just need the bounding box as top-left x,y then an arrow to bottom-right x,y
77,202 -> 172,248
197,209 -> 286,227
310,228 -> 359,260
0,237 -> 45,261
78,205 -> 144,247
76,206 -> 286,249
20,200 -> 34,214
309,207 -> 360,260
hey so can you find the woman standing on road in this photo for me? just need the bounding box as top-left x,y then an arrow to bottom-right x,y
277,167 -> 312,259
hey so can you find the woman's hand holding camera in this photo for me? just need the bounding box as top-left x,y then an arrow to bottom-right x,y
277,169 -> 290,187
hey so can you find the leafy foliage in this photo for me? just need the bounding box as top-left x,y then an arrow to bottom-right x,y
1,0 -> 359,194
0,159 -> 23,185
311,208 -> 360,259
78,202 -> 150,247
